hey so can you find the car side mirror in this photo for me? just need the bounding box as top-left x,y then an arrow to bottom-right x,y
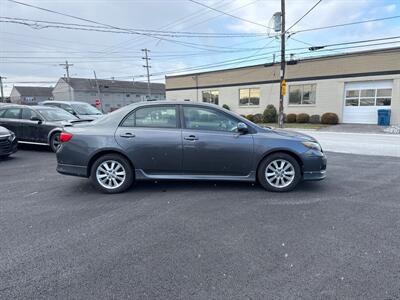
237,122 -> 248,134
30,116 -> 42,124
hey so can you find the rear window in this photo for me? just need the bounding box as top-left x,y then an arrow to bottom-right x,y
121,106 -> 177,128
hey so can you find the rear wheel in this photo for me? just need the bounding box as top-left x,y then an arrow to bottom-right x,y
90,154 -> 134,194
50,132 -> 61,152
257,153 -> 301,192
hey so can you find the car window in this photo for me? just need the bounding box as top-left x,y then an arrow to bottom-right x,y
36,108 -> 77,121
122,106 -> 177,128
3,108 -> 21,119
71,103 -> 102,115
183,106 -> 238,132
60,104 -> 75,114
22,108 -> 40,120
0,109 -> 6,118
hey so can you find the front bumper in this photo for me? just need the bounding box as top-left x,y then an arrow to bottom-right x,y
0,137 -> 18,156
301,151 -> 327,181
57,163 -> 88,178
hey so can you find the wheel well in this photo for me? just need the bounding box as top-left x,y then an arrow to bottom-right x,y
256,150 -> 303,176
87,150 -> 134,177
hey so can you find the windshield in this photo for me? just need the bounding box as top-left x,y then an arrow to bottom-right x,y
71,103 -> 102,115
37,108 -> 78,121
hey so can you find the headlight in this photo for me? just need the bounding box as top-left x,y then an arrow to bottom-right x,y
302,141 -> 322,152
8,133 -> 16,141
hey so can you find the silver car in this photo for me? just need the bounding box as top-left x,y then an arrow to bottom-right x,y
56,101 -> 327,193
40,101 -> 103,121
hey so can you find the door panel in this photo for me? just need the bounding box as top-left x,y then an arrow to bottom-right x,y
182,105 -> 254,176
115,105 -> 183,174
21,108 -> 41,142
182,130 -> 253,175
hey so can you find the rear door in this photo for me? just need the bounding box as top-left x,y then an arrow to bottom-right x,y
21,108 -> 42,142
181,105 -> 254,176
115,104 -> 183,174
0,108 -> 22,138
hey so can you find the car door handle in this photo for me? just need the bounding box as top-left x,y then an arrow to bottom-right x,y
120,132 -> 135,138
184,135 -> 198,141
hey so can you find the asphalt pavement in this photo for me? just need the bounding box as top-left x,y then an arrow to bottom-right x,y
1,146 -> 400,299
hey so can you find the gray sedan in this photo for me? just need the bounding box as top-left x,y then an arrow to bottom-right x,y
56,101 -> 327,193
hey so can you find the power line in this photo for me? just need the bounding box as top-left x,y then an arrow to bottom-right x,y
289,15 -> 400,35
286,0 -> 322,32
188,0 -> 273,30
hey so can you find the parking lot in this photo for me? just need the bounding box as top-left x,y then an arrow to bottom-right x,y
1,146 -> 400,299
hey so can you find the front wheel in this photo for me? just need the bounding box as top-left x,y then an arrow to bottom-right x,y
257,153 -> 301,192
90,154 -> 134,194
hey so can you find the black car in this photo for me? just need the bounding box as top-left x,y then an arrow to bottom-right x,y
0,105 -> 85,152
0,126 -> 18,158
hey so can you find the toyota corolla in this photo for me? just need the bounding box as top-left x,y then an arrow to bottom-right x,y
56,101 -> 326,193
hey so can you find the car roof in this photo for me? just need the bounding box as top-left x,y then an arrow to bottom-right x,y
0,104 -> 61,110
42,100 -> 89,105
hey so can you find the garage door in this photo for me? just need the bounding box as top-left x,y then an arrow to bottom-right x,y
343,80 -> 392,124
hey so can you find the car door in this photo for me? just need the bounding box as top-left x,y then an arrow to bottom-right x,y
181,105 -> 254,176
0,108 -> 22,139
115,104 -> 183,175
21,108 -> 43,142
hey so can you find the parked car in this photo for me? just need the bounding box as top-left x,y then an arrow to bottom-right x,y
0,126 -> 18,158
56,101 -> 327,194
0,104 -> 87,152
40,101 -> 103,121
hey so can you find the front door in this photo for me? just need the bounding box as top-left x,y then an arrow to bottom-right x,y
21,108 -> 43,142
181,105 -> 253,176
115,105 -> 183,174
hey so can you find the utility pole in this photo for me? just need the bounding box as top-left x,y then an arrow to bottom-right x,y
0,76 -> 6,103
278,0 -> 286,128
60,60 -> 73,101
93,70 -> 103,113
142,48 -> 151,100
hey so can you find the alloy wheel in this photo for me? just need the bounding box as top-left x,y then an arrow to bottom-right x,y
265,159 -> 295,189
96,160 -> 126,190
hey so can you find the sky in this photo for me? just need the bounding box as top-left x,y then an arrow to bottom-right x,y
0,0 -> 399,95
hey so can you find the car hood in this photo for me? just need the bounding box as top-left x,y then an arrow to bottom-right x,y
77,114 -> 103,121
265,128 -> 317,142
0,126 -> 12,136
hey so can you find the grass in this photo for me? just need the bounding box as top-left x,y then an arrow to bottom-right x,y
258,123 -> 331,130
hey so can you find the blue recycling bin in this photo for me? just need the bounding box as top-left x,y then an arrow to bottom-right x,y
377,109 -> 391,126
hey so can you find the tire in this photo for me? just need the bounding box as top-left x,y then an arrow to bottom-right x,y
257,152 -> 301,192
50,132 -> 61,152
0,154 -> 10,159
90,154 -> 134,194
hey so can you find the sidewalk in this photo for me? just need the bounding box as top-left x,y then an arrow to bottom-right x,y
317,124 -> 390,134
297,130 -> 400,157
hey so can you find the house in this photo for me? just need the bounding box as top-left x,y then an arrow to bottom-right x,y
9,86 -> 53,105
52,77 -> 166,112
166,47 -> 400,125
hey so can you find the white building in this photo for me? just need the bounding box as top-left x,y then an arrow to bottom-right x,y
52,77 -> 165,112
166,47 -> 400,125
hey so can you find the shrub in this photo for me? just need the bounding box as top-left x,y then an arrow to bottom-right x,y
321,112 -> 339,124
222,104 -> 230,110
286,113 -> 297,123
263,104 -> 277,123
245,114 -> 254,122
252,113 -> 264,123
296,113 -> 310,123
309,114 -> 320,124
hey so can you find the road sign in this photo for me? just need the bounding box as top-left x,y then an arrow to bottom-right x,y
95,99 -> 101,109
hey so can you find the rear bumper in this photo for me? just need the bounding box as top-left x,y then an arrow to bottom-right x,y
57,163 -> 88,178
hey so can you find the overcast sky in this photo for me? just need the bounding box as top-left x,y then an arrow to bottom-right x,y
1,0 -> 399,95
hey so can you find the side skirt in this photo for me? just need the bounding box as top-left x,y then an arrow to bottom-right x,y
135,169 -> 256,182
18,141 -> 49,146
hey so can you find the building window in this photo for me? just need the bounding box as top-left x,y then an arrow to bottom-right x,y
126,94 -> 130,97
239,88 -> 260,106
345,88 -> 392,106
289,84 -> 316,105
202,90 -> 219,105
104,93 -> 110,96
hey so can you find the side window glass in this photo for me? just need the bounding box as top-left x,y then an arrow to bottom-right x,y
183,106 -> 238,132
0,109 -> 6,118
4,108 -> 21,119
121,106 -> 177,128
22,108 -> 40,120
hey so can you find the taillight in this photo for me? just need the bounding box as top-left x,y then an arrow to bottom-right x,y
60,132 -> 73,143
